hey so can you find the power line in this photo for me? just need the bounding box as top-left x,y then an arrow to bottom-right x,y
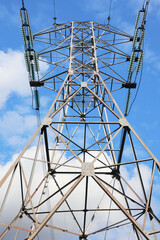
53,0 -> 57,23
21,0 -> 25,9
107,0 -> 113,24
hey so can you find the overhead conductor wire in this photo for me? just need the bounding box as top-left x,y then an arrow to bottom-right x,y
53,0 -> 57,23
107,0 -> 113,24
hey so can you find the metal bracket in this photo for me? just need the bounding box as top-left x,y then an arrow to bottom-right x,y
43,117 -> 52,126
81,162 -> 94,176
122,83 -> 137,89
81,82 -> 87,88
30,81 -> 44,87
119,118 -> 129,127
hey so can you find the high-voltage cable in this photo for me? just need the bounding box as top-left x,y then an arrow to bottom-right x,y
107,0 -> 113,24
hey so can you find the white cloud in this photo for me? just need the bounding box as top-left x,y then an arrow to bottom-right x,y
0,110 -> 37,147
0,49 -> 49,109
0,49 -> 30,108
39,57 -> 50,76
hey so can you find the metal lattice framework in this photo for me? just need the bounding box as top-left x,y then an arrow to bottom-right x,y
1,2 -> 160,240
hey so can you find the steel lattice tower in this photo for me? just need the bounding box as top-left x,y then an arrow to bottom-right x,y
1,1 -> 160,239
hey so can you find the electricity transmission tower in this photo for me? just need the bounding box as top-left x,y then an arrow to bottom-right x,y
1,1 -> 160,239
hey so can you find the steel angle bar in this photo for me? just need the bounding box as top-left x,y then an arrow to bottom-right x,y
94,158 -> 153,169
97,45 -> 128,58
86,178 -> 114,232
106,25 -> 132,37
41,70 -> 68,82
98,59 -> 127,68
53,177 -> 83,233
14,217 -> 23,240
19,163 -> 39,228
101,39 -> 130,56
86,124 -> 111,165
0,222 -> 33,233
98,70 -> 126,84
88,211 -> 144,236
117,127 -> 128,169
128,130 -> 148,202
118,179 -> 142,240
0,213 -> 22,239
128,125 -> 160,168
142,161 -> 156,230
44,223 -> 80,236
49,121 -> 119,124
86,87 -> 120,119
52,124 -> 81,170
95,176 -> 144,208
22,156 -> 81,169
39,58 -> 69,81
51,125 -> 83,150
0,125 -> 42,188
44,73 -> 70,118
86,126 -> 121,151
23,132 -> 43,204
92,126 -> 122,164
25,176 -> 48,207
95,99 -> 117,164
93,176 -> 153,240
97,74 -> 126,118
0,164 -> 18,216
112,39 -> 131,46
27,176 -> 83,240
49,125 -> 82,163
120,175 -> 145,205
40,57 -> 68,67
82,176 -> 89,235
148,229 -> 160,235
50,87 -> 82,118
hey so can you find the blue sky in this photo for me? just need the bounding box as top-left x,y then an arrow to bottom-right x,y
0,0 -> 160,164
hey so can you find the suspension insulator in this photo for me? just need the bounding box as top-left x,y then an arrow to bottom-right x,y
125,90 -> 131,116
19,10 -> 24,26
33,52 -> 39,72
21,26 -> 27,46
24,51 -> 30,72
31,63 -> 35,81
135,11 -> 140,29
136,51 -> 144,72
28,26 -> 34,45
128,51 -> 136,72
25,10 -> 30,26
139,29 -> 145,49
132,29 -> 139,47
141,11 -> 146,27
34,89 -> 40,110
